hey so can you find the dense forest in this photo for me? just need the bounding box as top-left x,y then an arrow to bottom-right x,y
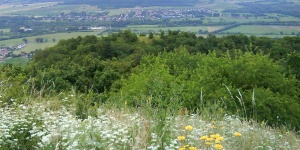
1,31 -> 300,130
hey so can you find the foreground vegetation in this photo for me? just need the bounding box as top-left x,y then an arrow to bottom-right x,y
0,97 -> 299,150
1,31 -> 300,149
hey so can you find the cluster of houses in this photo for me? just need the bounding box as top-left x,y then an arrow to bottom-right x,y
0,49 -> 10,61
40,7 -> 215,22
126,8 -> 215,20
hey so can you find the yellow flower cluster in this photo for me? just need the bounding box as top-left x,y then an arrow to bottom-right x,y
178,126 -> 197,150
179,144 -> 197,150
185,125 -> 193,131
199,134 -> 224,149
234,132 -> 242,137
178,135 -> 186,141
177,125 -> 244,150
177,123 -> 246,150
214,144 -> 223,149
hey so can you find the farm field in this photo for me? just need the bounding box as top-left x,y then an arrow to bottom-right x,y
195,0 -> 243,11
0,29 -> 11,33
106,8 -> 131,16
0,31 -> 102,54
201,13 -> 300,24
7,4 -> 103,16
125,25 -> 225,33
0,2 -> 59,16
220,25 -> 300,35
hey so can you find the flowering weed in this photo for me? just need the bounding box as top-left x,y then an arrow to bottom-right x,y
0,100 -> 299,150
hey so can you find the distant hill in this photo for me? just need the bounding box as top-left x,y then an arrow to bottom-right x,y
63,0 -> 198,8
1,0 -> 197,8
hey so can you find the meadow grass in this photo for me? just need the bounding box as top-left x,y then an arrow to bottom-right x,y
0,98 -> 299,150
0,78 -> 299,150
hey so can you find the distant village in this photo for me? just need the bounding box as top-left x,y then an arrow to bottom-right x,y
42,7 -> 216,21
0,49 -> 10,62
0,43 -> 34,62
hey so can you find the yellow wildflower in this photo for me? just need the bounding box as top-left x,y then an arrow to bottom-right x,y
199,135 -> 208,140
234,132 -> 242,137
206,137 -> 214,141
214,144 -> 223,149
189,147 -> 197,150
178,136 -> 186,141
205,142 -> 212,146
215,139 -> 221,143
216,136 -> 224,141
185,125 -> 193,131
210,134 -> 220,138
179,147 -> 185,150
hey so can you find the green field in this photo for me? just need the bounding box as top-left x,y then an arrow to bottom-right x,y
125,25 -> 225,33
0,31 -> 102,54
195,0 -> 243,11
0,2 -> 59,16
0,29 -> 11,33
0,57 -> 29,66
220,25 -> 300,35
106,8 -> 131,16
0,3 -> 103,16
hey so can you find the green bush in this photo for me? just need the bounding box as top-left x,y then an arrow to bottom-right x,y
109,47 -> 300,130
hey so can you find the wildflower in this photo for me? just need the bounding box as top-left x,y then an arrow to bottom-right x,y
205,142 -> 212,146
206,137 -> 214,141
216,136 -> 224,141
214,144 -> 223,149
179,147 -> 185,150
234,132 -> 242,137
178,136 -> 186,141
210,134 -> 220,139
199,135 -> 208,140
215,139 -> 221,143
185,125 -> 193,131
189,146 -> 197,150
